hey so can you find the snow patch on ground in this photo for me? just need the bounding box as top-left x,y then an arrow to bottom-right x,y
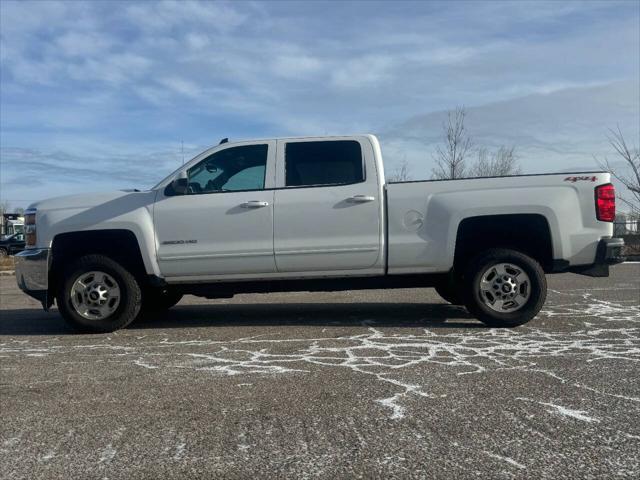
173,439 -> 186,461
483,451 -> 525,469
3,283 -> 639,421
99,444 -> 117,464
133,358 -> 158,369
40,450 -> 56,461
517,397 -> 601,423
540,402 -> 600,423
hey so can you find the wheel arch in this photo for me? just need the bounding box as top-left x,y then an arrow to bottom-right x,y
50,229 -> 152,295
453,214 -> 554,273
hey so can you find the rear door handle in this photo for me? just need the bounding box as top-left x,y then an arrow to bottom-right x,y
347,195 -> 375,203
241,200 -> 269,208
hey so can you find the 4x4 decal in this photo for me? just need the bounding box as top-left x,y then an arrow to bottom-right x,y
564,176 -> 597,183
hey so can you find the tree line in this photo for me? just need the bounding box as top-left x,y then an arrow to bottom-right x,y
388,106 -> 521,182
388,106 -> 639,216
0,201 -> 24,217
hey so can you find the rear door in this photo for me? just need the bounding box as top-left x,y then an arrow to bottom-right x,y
273,137 -> 384,273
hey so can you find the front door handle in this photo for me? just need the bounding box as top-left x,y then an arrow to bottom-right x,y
241,200 -> 269,208
347,195 -> 375,203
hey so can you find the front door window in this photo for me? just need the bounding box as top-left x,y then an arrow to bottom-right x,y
187,144 -> 268,194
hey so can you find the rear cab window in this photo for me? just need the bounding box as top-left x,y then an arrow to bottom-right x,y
285,140 -> 364,187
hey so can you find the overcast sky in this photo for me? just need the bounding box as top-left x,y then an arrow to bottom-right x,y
1,0 -> 638,208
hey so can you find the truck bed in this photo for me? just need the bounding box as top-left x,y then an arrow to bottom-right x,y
385,172 -> 613,273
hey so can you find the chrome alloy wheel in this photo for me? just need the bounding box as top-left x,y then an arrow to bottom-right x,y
479,262 -> 530,313
70,271 -> 121,320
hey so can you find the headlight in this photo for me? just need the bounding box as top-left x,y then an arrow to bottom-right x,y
24,209 -> 36,246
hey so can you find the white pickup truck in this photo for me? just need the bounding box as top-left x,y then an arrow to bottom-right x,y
15,135 -> 625,332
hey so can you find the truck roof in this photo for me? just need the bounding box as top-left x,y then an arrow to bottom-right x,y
218,134 -> 376,144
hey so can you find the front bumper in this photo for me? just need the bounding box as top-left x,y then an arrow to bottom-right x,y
14,248 -> 51,308
571,237 -> 626,277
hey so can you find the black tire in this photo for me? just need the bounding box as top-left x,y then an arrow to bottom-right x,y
0,248 -> 7,258
462,248 -> 546,328
434,275 -> 463,305
141,288 -> 183,313
56,254 -> 142,333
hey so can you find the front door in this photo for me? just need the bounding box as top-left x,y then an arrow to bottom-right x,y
154,141 -> 277,278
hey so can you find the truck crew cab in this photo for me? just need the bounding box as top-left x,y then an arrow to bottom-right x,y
15,135 -> 625,332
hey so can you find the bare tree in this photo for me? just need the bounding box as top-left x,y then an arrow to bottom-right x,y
430,105 -> 521,180
0,200 -> 10,216
388,159 -> 412,182
431,106 -> 473,180
469,146 -> 521,177
0,201 -> 9,237
596,125 -> 640,215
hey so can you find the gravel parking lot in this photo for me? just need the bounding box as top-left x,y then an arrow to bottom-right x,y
1,264 -> 639,479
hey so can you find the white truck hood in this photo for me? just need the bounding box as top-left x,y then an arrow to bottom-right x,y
28,190 -> 158,250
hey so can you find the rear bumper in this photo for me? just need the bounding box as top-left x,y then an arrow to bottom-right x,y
14,248 -> 51,308
570,237 -> 625,277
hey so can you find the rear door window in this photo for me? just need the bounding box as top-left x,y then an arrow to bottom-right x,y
285,140 -> 364,187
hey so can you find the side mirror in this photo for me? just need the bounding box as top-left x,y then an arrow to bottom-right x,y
171,172 -> 189,195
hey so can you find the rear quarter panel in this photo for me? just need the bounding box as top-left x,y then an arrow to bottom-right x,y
386,173 -> 613,274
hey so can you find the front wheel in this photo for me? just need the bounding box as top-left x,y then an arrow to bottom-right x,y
57,254 -> 142,333
463,248 -> 547,328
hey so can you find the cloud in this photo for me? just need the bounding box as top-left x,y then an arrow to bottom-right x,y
3,1 -> 637,114
331,55 -> 395,89
184,33 -> 211,51
272,54 -> 323,78
0,144 -> 202,207
54,31 -> 114,58
0,0 -> 638,207
379,80 -> 640,180
125,0 -> 248,33
158,77 -> 201,98
69,53 -> 153,85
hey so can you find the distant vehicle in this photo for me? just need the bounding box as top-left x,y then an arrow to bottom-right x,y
1,213 -> 24,237
15,135 -> 625,332
0,233 -> 25,257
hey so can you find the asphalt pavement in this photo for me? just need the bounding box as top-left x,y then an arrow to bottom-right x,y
1,264 -> 639,479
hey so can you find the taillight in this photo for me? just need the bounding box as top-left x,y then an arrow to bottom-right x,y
595,183 -> 615,222
24,209 -> 37,246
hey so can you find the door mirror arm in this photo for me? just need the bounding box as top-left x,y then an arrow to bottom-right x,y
167,172 -> 189,196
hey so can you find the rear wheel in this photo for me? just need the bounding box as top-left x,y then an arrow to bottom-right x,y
463,248 -> 546,327
0,248 -> 7,258
57,254 -> 142,333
